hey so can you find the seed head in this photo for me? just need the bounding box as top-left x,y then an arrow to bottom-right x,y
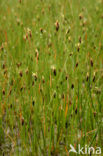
93,112 -> 97,117
86,72 -> 89,81
2,63 -> 6,69
17,62 -> 22,68
55,20 -> 59,31
65,122 -> 68,129
40,28 -> 43,33
77,43 -> 80,52
71,84 -> 74,89
68,36 -> 71,42
17,18 -> 21,25
2,89 -> 5,95
75,107 -> 77,114
79,13 -> 83,20
35,49 -> 39,57
10,104 -> 12,109
69,52 -> 73,56
0,44 -> 4,51
19,0 -> 22,3
66,27 -> 71,34
53,69 -> 56,76
53,91 -> 56,98
25,68 -> 29,75
37,15 -> 40,21
76,62 -> 78,68
32,73 -> 37,81
61,93 -> 65,99
21,117 -> 24,126
93,72 -> 96,82
32,81 -> 34,86
65,75 -> 68,80
19,71 -> 23,77
69,100 -> 72,106
51,65 -> 57,76
41,8 -> 44,14
32,100 -> 35,106
90,58 -> 93,67
94,87 -> 101,94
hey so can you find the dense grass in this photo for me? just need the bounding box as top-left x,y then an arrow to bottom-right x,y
0,0 -> 103,155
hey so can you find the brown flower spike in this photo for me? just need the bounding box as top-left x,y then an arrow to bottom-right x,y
55,20 -> 59,31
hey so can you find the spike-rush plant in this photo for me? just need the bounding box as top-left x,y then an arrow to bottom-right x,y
0,0 -> 103,155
